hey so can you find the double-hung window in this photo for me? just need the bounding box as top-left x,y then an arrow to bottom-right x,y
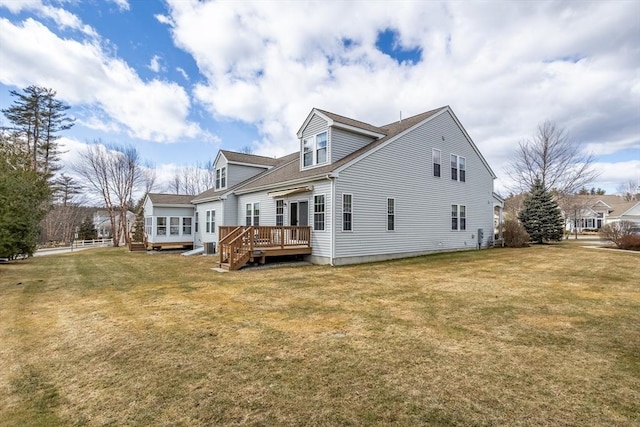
275,200 -> 284,226
451,205 -> 466,231
170,217 -> 180,235
343,194 -> 352,231
205,210 -> 215,233
245,203 -> 260,226
451,154 -> 466,182
433,149 -> 441,177
253,203 -> 260,226
157,217 -> 166,235
215,167 -> 226,189
195,212 -> 199,233
145,217 -> 152,236
245,203 -> 252,226
302,132 -> 328,167
314,195 -> 325,231
182,218 -> 192,235
387,198 -> 395,231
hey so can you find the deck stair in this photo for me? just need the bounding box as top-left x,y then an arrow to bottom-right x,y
217,226 -> 311,271
128,242 -> 147,252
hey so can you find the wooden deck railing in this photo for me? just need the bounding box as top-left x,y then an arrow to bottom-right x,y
219,226 -> 311,270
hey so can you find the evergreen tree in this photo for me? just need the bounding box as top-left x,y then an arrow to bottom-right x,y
518,178 -> 565,244
0,137 -> 50,259
78,215 -> 98,240
1,85 -> 74,178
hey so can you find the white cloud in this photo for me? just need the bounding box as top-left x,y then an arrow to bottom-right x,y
0,0 -> 96,36
107,0 -> 129,12
176,67 -> 189,81
0,17 -> 203,142
163,0 -> 640,182
148,55 -> 164,73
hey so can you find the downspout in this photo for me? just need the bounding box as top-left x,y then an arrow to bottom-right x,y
326,173 -> 336,266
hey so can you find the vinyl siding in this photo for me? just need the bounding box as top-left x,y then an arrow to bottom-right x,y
234,180 -> 332,259
195,200 -> 223,245
301,114 -> 328,139
331,127 -> 375,162
300,114 -> 330,170
227,164 -> 269,188
334,110 -> 495,261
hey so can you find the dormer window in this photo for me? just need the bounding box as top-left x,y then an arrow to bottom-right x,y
215,167 -> 226,189
303,131 -> 328,167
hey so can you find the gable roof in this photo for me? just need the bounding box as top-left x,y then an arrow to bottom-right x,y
297,108 -> 387,139
147,193 -> 194,206
218,150 -> 279,167
197,105 -> 496,198
568,195 -> 639,217
237,107 -> 450,193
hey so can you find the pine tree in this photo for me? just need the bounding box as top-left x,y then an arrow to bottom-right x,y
1,86 -> 74,178
78,215 -> 98,240
0,138 -> 50,259
518,178 -> 565,244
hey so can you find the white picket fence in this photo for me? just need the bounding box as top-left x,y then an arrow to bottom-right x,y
72,238 -> 114,248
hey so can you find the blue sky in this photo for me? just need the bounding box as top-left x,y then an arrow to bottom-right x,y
1,0 -> 639,195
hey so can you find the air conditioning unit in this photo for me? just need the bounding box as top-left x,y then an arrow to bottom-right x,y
204,242 -> 216,255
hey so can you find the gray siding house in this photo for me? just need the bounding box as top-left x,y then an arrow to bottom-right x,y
145,106 -> 502,268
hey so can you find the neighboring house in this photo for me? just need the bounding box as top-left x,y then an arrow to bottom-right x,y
93,209 -> 136,244
564,195 -> 640,232
145,106 -> 502,269
143,194 -> 195,250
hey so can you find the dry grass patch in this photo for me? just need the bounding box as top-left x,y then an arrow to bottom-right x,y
1,244 -> 639,426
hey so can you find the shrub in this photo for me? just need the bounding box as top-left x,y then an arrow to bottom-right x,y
503,219 -> 530,248
600,221 -> 637,249
618,235 -> 640,251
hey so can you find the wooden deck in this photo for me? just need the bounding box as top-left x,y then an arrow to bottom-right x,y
218,226 -> 312,270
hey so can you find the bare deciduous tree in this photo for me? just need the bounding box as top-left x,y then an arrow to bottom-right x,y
505,121 -> 599,197
168,160 -> 215,195
616,179 -> 639,201
72,141 -> 154,246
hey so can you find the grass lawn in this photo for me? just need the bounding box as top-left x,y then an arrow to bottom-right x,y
0,244 -> 638,426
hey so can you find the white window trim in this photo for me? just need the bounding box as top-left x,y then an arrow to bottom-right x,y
275,199 -> 284,226
342,193 -> 353,232
301,131 -> 329,169
215,166 -> 227,190
450,154 -> 466,182
433,148 -> 441,178
451,204 -> 467,231
314,195 -> 325,231
387,198 -> 395,232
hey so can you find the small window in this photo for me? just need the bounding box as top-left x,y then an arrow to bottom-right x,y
387,198 -> 395,231
433,149 -> 441,178
343,194 -> 352,231
170,217 -> 180,235
245,203 -> 252,226
276,200 -> 284,226
253,203 -> 260,226
316,132 -> 327,164
183,217 -> 192,235
221,167 -> 226,188
451,154 -> 458,181
206,210 -> 215,233
459,205 -> 466,231
451,205 -> 458,230
215,169 -> 220,189
459,157 -> 466,182
303,138 -> 313,167
314,195 -> 325,231
157,217 -> 167,235
195,212 -> 199,233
